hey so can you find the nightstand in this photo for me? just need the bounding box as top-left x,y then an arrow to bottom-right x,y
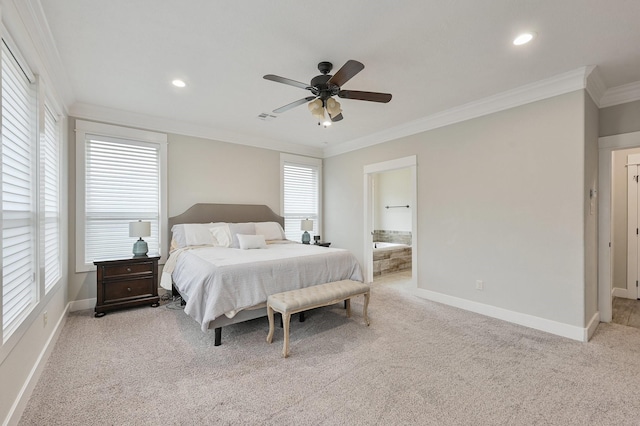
93,255 -> 160,317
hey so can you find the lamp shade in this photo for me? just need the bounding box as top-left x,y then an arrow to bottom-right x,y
301,219 -> 313,231
129,221 -> 151,238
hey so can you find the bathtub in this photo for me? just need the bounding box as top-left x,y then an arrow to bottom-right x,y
373,242 -> 409,250
372,242 -> 412,276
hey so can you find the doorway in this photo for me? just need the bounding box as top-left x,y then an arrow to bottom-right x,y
626,153 -> 640,300
598,130 -> 640,322
363,156 -> 417,285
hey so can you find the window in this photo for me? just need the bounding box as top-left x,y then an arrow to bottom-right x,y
75,120 -> 167,271
42,105 -> 61,293
1,38 -> 37,340
281,154 -> 322,242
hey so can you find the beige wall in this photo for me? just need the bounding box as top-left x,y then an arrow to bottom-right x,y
374,168 -> 412,232
167,133 -> 282,217
325,90 -> 589,328
67,118 -> 285,303
600,100 -> 640,137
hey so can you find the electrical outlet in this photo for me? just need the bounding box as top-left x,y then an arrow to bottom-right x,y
43,311 -> 48,327
475,280 -> 484,291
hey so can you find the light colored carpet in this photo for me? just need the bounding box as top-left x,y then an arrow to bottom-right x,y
19,273 -> 640,425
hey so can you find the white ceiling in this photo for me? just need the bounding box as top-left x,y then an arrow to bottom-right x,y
38,0 -> 640,155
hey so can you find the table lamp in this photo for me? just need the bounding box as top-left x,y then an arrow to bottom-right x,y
129,220 -> 151,256
300,219 -> 313,244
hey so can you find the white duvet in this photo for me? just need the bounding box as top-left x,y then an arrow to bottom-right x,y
163,242 -> 363,331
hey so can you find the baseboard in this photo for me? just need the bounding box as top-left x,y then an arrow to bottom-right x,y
612,287 -> 628,298
4,304 -> 69,426
411,288 -> 589,342
68,297 -> 96,312
585,311 -> 600,341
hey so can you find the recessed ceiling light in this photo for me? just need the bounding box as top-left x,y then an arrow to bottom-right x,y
172,79 -> 186,88
513,32 -> 536,46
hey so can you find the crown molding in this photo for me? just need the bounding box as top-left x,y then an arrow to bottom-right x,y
600,80 -> 640,108
585,65 -> 606,107
324,67 -> 593,158
70,102 -> 324,158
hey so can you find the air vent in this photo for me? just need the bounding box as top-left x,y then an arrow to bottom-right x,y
257,113 -> 277,121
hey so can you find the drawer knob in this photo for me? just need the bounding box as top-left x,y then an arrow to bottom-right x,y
127,287 -> 131,292
126,267 -> 132,272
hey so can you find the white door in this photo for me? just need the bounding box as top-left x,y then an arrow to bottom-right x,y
627,154 -> 640,299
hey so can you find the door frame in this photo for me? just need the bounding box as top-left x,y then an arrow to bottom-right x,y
627,154 -> 640,299
599,130 -> 640,322
363,155 -> 417,284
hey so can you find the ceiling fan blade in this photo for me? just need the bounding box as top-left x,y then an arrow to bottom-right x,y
263,74 -> 311,90
273,96 -> 317,114
327,60 -> 364,87
330,113 -> 343,122
338,90 -> 392,103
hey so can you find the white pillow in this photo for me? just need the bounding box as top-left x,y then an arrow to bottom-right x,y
172,223 -> 221,248
254,222 -> 286,241
229,223 -> 256,248
209,224 -> 232,248
237,234 -> 267,250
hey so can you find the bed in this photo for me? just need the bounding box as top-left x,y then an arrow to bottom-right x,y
163,203 -> 363,345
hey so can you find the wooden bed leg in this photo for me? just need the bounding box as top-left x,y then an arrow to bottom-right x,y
214,327 -> 222,346
345,299 -> 352,317
266,306 -> 275,344
282,313 -> 291,358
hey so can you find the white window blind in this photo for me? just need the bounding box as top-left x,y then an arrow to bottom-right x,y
83,136 -> 161,263
2,39 -> 37,340
283,161 -> 319,241
42,105 -> 60,293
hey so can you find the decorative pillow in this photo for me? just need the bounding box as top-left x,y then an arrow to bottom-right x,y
229,223 -> 256,248
209,224 -> 232,248
171,223 -> 221,248
237,234 -> 267,250
254,222 -> 286,241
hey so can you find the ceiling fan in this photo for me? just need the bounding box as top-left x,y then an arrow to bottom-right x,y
263,60 -> 392,126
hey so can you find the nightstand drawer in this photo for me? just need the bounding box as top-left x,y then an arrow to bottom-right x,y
101,261 -> 154,278
103,278 -> 154,303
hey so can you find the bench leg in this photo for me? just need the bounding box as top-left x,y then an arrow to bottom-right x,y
266,305 -> 275,344
214,327 -> 222,346
363,291 -> 370,326
282,312 -> 291,358
345,299 -> 351,318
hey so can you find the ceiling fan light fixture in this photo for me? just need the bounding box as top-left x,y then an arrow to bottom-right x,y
325,97 -> 342,118
265,60 -> 391,124
308,98 -> 325,121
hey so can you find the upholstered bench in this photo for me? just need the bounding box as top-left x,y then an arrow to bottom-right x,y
266,280 -> 370,358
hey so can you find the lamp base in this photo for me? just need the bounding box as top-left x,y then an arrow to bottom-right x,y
133,238 -> 148,256
301,231 -> 310,244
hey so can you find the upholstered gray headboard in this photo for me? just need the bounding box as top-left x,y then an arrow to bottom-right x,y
168,204 -> 284,251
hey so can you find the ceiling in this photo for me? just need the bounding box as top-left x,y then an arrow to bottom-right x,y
38,0 -> 640,155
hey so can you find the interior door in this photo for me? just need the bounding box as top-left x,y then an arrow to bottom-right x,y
627,154 -> 640,299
